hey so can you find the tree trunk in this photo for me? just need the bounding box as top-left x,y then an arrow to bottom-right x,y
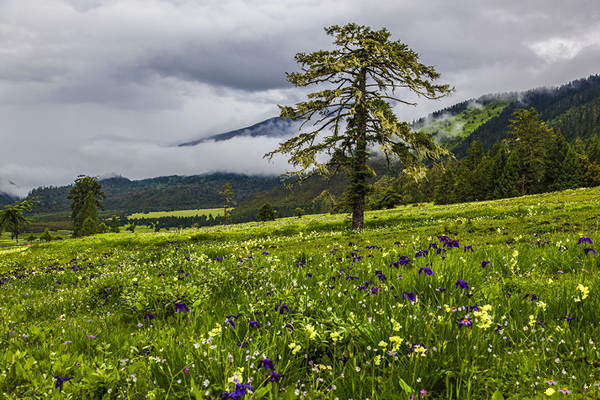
351,69 -> 368,230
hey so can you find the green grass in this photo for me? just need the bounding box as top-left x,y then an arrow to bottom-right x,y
128,208 -> 225,219
1,187 -> 600,399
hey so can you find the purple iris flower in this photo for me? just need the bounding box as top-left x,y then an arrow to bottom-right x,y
249,320 -> 260,329
371,286 -> 379,294
174,302 -> 189,312
455,279 -> 469,290
415,249 -> 428,257
258,358 -> 275,371
419,267 -> 434,276
524,293 -> 538,302
402,291 -> 416,302
54,376 -> 71,390
481,260 -> 491,268
398,256 -> 411,266
464,245 -> 473,252
144,312 -> 155,319
266,371 -> 285,384
225,314 -> 241,327
222,383 -> 254,400
584,248 -> 597,255
275,303 -> 289,314
578,237 -> 593,245
306,272 -> 313,277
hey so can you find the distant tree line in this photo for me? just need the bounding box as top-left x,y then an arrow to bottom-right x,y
128,214 -> 226,230
27,174 -> 280,214
365,108 -> 600,207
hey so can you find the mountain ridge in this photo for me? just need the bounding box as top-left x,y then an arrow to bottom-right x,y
178,117 -> 298,146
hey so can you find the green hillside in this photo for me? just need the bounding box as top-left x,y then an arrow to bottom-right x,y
26,173 -> 281,215
417,99 -> 509,147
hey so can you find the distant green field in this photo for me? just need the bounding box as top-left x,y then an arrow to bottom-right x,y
128,208 -> 225,219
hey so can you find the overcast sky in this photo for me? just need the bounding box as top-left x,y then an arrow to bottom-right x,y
1,0 -> 599,195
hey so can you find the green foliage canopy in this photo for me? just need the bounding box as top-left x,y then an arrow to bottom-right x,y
0,197 -> 38,243
68,175 -> 105,237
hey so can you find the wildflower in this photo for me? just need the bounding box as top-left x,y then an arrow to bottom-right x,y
578,236 -> 593,245
455,279 -> 469,290
249,320 -> 260,329
54,376 -> 71,391
306,272 -> 313,277
545,380 -> 557,385
420,389 -> 428,397
144,312 -> 155,319
175,302 -> 190,312
330,331 -> 341,343
584,248 -> 597,255
524,293 -> 538,302
266,371 -> 285,384
464,245 -> 473,252
418,267 -> 434,276
87,334 -> 96,339
574,284 -> 590,302
305,324 -> 317,340
415,249 -> 428,257
402,291 -> 416,302
473,305 -> 493,329
398,256 -> 410,265
457,315 -> 472,327
558,388 -> 571,394
208,324 -> 223,337
288,343 -> 301,355
257,358 -> 275,371
275,303 -> 289,314
481,260 -> 491,268
222,383 -> 254,399
374,355 -> 381,365
410,343 -> 428,357
545,388 -> 556,396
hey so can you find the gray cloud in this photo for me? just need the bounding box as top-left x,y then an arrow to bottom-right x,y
1,0 -> 600,193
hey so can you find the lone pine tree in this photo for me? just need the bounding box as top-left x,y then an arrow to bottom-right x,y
265,23 -> 452,229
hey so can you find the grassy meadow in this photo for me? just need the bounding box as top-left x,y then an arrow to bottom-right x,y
128,209 -> 225,220
1,187 -> 600,399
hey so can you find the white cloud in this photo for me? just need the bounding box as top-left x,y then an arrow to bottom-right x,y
529,26 -> 600,63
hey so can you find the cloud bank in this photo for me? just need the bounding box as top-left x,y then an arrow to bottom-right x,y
1,0 -> 599,193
